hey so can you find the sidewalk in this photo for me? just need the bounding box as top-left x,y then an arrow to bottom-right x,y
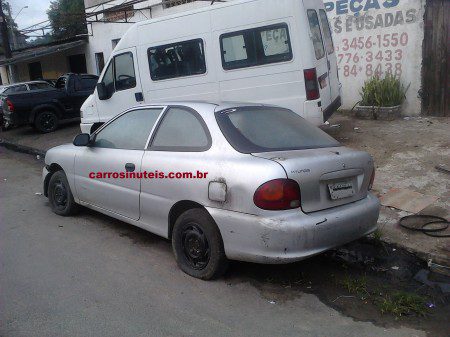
1,113 -> 449,267
324,112 -> 450,268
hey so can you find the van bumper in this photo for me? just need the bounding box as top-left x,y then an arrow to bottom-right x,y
323,96 -> 342,122
208,193 -> 380,264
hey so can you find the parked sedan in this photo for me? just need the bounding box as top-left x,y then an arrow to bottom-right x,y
43,102 -> 380,279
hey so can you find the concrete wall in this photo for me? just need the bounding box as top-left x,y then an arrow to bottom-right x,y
324,0 -> 425,115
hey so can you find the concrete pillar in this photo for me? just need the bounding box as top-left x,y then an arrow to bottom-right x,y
0,66 -> 10,84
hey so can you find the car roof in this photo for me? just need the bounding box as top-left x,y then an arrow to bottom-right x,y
132,101 -> 268,112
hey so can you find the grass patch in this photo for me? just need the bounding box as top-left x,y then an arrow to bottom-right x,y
378,291 -> 427,318
373,229 -> 383,241
341,275 -> 369,298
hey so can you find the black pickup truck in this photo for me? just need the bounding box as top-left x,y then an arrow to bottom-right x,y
2,73 -> 98,133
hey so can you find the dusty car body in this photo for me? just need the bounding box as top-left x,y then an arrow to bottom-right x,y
43,102 -> 380,279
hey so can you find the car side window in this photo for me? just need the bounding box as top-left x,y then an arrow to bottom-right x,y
8,85 -> 27,93
150,107 -> 211,152
75,76 -> 98,91
29,83 -> 52,90
307,10 -> 325,60
93,108 -> 163,150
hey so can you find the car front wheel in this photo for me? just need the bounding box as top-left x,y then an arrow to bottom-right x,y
172,209 -> 228,280
48,171 -> 79,216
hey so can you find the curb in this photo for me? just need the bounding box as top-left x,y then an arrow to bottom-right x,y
0,138 -> 46,158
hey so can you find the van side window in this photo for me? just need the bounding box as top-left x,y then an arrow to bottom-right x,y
102,61 -> 115,97
319,9 -> 335,54
114,52 -> 136,91
307,10 -> 325,60
148,39 -> 206,81
220,23 -> 293,70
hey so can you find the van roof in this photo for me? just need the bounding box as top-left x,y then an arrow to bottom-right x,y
114,0 -> 267,51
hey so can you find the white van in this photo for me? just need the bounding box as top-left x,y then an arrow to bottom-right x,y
80,0 -> 341,133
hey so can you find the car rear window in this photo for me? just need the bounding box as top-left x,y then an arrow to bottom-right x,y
215,107 -> 340,153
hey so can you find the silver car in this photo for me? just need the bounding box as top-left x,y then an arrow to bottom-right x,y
43,102 -> 380,279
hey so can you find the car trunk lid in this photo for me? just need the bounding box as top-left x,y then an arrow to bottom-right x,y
253,147 -> 374,213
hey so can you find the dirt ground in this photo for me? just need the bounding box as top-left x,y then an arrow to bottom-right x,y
324,112 -> 450,267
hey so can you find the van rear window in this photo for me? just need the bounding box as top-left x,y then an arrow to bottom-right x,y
148,39 -> 206,81
307,10 -> 325,60
220,23 -> 293,70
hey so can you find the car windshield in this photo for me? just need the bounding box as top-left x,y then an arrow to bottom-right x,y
215,106 -> 340,153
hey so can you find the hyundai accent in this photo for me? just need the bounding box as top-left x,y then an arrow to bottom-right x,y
43,102 -> 380,279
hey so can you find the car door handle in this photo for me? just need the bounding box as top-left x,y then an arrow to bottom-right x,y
125,163 -> 135,172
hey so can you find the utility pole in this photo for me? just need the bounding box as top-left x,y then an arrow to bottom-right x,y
0,0 -> 11,58
0,0 -> 13,83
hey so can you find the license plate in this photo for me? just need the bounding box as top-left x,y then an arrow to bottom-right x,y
328,180 -> 355,200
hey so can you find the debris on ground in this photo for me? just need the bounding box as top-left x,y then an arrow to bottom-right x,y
35,192 -> 42,195
414,269 -> 450,293
379,188 -> 439,213
435,164 -> 450,175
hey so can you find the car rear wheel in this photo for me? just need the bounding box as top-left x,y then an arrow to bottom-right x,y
172,209 -> 228,280
48,171 -> 79,216
35,110 -> 58,133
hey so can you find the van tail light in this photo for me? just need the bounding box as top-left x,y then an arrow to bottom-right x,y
304,68 -> 320,100
5,99 -> 14,112
368,168 -> 375,190
254,179 -> 301,211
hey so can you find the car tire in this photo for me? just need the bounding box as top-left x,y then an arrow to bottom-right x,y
172,208 -> 228,280
48,171 -> 79,216
35,110 -> 59,133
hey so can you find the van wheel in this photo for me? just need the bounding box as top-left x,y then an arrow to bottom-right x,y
35,110 -> 58,133
172,209 -> 228,280
48,171 -> 79,216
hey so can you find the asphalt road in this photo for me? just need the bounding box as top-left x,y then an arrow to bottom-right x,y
0,148 -> 425,337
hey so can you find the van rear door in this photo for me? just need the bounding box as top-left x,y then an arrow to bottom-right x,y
318,9 -> 340,104
303,1 -> 332,113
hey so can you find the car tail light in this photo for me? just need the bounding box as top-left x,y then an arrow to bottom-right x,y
5,99 -> 14,112
368,168 -> 375,190
254,179 -> 301,211
304,68 -> 320,100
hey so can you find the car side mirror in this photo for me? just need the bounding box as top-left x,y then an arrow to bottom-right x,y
97,82 -> 109,100
73,133 -> 91,147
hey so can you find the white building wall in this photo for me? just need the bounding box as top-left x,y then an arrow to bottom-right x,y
325,0 -> 425,115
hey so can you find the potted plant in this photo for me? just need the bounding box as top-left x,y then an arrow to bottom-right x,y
355,74 -> 410,120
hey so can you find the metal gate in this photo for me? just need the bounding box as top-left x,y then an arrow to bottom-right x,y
422,0 -> 449,116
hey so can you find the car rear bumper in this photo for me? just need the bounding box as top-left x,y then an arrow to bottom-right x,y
208,193 -> 380,264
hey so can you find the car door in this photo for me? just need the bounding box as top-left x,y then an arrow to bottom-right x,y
74,107 -> 164,220
139,106 -> 212,237
95,48 -> 144,123
303,1 -> 332,109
